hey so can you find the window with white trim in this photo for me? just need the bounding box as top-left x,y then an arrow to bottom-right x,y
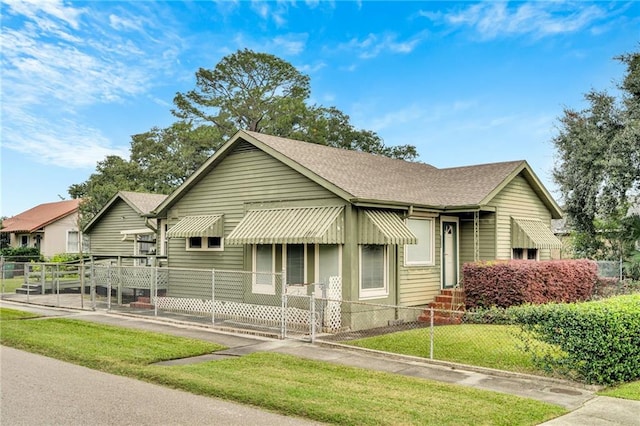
404,218 -> 434,266
285,244 -> 306,285
186,236 -> 223,251
512,248 -> 538,260
253,244 -> 276,295
360,244 -> 388,299
67,230 -> 79,253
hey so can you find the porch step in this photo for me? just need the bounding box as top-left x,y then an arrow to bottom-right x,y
15,284 -> 42,294
417,289 -> 466,325
130,296 -> 154,309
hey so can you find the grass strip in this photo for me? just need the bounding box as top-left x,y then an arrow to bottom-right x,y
0,307 -> 41,320
0,308 -> 566,425
598,381 -> 640,400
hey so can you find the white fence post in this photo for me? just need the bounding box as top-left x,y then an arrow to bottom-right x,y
211,269 -> 215,325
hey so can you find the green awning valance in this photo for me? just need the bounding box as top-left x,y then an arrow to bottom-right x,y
226,206 -> 344,245
359,210 -> 417,245
511,217 -> 562,249
167,215 -> 224,238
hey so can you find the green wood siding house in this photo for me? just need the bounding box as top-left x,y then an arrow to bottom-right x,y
83,191 -> 167,265
152,130 -> 563,308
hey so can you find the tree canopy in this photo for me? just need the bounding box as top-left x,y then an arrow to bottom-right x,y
552,50 -> 640,266
71,49 -> 418,225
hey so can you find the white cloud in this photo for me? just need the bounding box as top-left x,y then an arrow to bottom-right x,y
1,1 -> 184,168
338,30 -> 428,59
421,1 -> 610,40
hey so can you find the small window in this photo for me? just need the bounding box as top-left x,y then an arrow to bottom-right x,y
21,235 -> 29,247
186,236 -> 223,251
360,244 -> 388,299
512,248 -> 538,260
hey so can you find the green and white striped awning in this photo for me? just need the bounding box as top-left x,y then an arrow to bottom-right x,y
167,214 -> 224,238
511,217 -> 562,249
359,210 -> 417,245
226,206 -> 344,245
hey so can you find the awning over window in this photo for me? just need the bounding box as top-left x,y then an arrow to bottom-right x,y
226,206 -> 344,245
511,218 -> 562,249
359,210 -> 417,245
167,215 -> 224,238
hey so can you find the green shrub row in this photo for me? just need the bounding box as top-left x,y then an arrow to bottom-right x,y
0,247 -> 43,262
508,294 -> 640,385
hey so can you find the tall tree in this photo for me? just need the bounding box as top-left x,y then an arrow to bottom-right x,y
68,156 -> 144,227
552,50 -> 640,260
173,48 -> 417,160
173,48 -> 310,139
72,49 -> 419,224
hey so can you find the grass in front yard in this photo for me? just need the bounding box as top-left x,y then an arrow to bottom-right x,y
599,380 -> 640,401
0,308 -> 566,425
0,307 -> 41,320
347,324 -> 545,374
0,277 -> 25,293
0,313 -> 224,368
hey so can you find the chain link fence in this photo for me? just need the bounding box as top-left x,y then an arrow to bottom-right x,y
7,260 -> 634,375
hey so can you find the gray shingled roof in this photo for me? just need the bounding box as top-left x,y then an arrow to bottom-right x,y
119,191 -> 168,215
246,131 -> 525,208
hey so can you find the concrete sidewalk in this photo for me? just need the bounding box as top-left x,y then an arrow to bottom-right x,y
2,300 -> 639,425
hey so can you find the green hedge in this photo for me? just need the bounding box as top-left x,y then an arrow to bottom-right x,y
509,294 -> 640,385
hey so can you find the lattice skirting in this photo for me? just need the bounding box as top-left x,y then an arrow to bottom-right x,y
155,297 -> 312,327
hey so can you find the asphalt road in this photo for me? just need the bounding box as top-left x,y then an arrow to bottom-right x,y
0,346 -> 319,426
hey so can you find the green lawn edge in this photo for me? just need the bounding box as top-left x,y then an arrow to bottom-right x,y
0,308 -> 567,425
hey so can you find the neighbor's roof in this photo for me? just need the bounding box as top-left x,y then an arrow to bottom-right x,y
1,199 -> 81,233
155,130 -> 562,218
83,191 -> 168,233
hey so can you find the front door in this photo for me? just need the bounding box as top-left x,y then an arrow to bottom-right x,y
441,217 -> 459,288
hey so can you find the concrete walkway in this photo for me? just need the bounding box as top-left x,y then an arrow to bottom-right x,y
2,300 -> 639,425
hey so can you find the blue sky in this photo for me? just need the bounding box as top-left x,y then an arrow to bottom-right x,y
1,1 -> 638,218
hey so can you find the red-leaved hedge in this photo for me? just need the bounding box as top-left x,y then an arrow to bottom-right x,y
462,259 -> 597,309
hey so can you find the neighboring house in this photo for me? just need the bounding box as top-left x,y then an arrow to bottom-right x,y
1,199 -> 82,258
152,130 -> 563,307
83,191 -> 168,265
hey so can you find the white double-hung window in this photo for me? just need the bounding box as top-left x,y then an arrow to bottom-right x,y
359,244 -> 388,298
404,218 -> 434,266
253,244 -> 276,295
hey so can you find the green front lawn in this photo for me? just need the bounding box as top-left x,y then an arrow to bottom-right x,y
347,324 -> 545,374
0,277 -> 25,293
0,308 -> 566,425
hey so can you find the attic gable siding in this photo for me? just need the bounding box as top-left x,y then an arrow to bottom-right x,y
87,200 -> 146,256
488,174 -> 553,260
166,146 -> 342,292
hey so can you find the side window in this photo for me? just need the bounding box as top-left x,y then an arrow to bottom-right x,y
360,244 -> 388,299
404,218 -> 434,266
253,244 -> 275,295
186,236 -> 223,251
67,231 -> 79,253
